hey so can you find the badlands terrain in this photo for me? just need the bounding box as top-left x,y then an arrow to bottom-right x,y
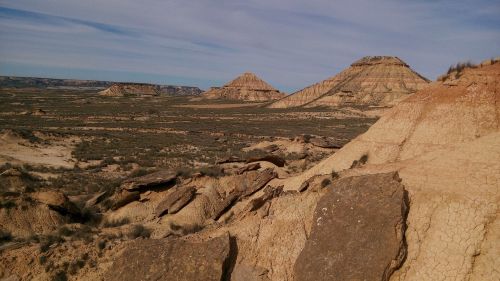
0,57 -> 499,281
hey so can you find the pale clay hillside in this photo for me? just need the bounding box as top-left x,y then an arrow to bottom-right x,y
0,57 -> 499,281
269,56 -> 430,109
200,72 -> 286,102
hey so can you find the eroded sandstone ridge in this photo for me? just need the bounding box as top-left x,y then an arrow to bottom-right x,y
98,84 -> 161,97
99,83 -> 202,97
269,56 -> 429,108
201,72 -> 285,101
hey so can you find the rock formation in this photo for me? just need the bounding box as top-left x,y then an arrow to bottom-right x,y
1,58 -> 498,281
98,83 -> 161,97
99,83 -> 202,97
201,72 -> 285,101
294,172 -> 409,281
278,58 -> 500,280
105,234 -> 231,281
269,56 -> 429,108
159,85 -> 202,96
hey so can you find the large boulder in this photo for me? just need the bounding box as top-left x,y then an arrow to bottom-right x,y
104,234 -> 232,281
294,172 -> 409,281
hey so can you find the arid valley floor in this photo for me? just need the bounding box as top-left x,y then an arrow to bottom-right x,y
0,57 -> 499,281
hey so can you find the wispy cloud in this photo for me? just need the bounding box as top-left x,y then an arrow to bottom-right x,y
0,0 -> 499,91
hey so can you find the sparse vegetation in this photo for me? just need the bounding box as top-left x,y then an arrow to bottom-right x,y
102,218 -> 130,228
0,200 -> 16,209
39,235 -> 64,252
321,178 -> 331,187
128,224 -> 151,239
0,229 -> 13,243
52,271 -> 68,281
169,222 -> 203,236
447,61 -> 477,74
351,154 -> 369,169
97,239 -> 106,250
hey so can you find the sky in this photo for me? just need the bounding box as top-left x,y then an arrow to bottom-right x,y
0,0 -> 499,92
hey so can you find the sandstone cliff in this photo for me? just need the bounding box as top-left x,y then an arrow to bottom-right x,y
269,56 -> 429,108
201,72 -> 285,101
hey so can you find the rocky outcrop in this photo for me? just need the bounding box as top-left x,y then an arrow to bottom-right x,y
155,186 -> 196,217
309,136 -> 342,149
98,83 -> 161,97
246,155 -> 286,167
201,72 -> 285,101
31,191 -> 80,217
0,201 -> 70,238
294,172 -> 408,281
269,56 -> 429,108
159,85 -> 202,96
121,170 -> 177,191
105,234 -> 231,281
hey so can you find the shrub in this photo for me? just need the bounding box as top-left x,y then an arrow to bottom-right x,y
58,226 -> 74,237
331,170 -> 339,179
0,229 -> 13,243
70,225 -> 94,242
0,200 -> 16,209
39,255 -> 47,265
321,178 -> 331,188
198,166 -> 224,177
97,240 -> 106,250
351,154 -> 368,169
129,168 -> 150,178
79,207 -> 102,226
447,61 -> 476,74
52,271 -> 68,281
359,154 -> 368,165
169,222 -> 203,236
128,224 -> 151,239
39,235 -> 63,252
176,167 -> 193,178
102,218 -> 130,228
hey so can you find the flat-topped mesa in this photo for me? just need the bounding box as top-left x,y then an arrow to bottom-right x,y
269,55 -> 429,108
201,72 -> 285,102
99,83 -> 161,97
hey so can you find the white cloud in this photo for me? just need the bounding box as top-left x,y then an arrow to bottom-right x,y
0,0 -> 499,91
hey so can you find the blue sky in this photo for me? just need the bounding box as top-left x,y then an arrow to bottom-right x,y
0,0 -> 499,92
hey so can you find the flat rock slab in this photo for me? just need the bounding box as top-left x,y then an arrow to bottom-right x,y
246,155 -> 286,167
155,185 -> 196,217
121,170 -> 177,191
294,172 -> 409,281
105,234 -> 231,281
310,137 -> 342,149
